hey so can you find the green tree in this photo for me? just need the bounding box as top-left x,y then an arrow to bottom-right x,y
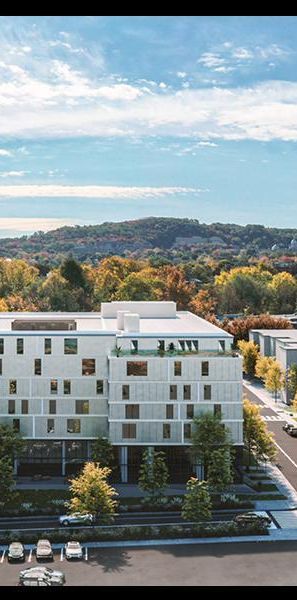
207,448 -> 233,493
138,449 -> 169,500
243,397 -> 277,470
237,340 -> 259,378
60,257 -> 87,289
264,362 -> 286,402
268,272 -> 297,314
0,424 -> 24,461
288,364 -> 297,401
0,457 -> 17,509
90,437 -> 115,470
67,462 -> 118,523
181,478 -> 212,522
190,412 -> 231,480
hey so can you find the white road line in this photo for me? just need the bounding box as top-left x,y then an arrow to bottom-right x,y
85,547 -> 88,561
60,547 -> 64,562
1,550 -> 6,563
28,549 -> 32,563
274,442 -> 297,470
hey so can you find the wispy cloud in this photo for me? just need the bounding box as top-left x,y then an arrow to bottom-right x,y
0,149 -> 12,157
0,185 -> 205,198
0,217 -> 81,233
0,171 -> 28,178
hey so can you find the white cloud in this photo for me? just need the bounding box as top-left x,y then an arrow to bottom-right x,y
198,52 -> 226,69
0,149 -> 12,157
0,185 -> 204,199
177,71 -> 187,78
0,171 -> 28,178
0,217 -> 81,233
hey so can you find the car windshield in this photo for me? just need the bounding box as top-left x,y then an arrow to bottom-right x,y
67,542 -> 80,548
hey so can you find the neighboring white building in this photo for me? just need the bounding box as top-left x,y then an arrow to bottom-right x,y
249,328 -> 297,404
0,302 -> 243,481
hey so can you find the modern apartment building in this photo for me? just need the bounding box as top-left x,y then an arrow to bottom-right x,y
250,328 -> 297,404
0,302 -> 243,481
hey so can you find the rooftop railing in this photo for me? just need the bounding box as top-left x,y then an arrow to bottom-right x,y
111,349 -> 237,358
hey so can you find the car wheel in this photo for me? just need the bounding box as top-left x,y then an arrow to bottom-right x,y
63,520 -> 69,526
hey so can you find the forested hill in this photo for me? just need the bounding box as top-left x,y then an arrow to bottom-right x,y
1,217 -> 297,264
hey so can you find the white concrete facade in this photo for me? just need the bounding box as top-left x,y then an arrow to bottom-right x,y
0,303 -> 243,478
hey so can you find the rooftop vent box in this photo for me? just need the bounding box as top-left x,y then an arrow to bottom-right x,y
124,313 -> 140,332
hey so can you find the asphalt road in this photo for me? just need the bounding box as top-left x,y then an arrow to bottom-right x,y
2,541 -> 297,586
243,383 -> 297,492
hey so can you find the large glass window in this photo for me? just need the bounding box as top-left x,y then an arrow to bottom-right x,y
17,338 -> 24,354
204,385 -> 211,400
183,385 -> 191,400
201,361 -> 209,376
63,380 -> 71,395
122,423 -> 136,439
64,338 -> 78,354
184,423 -> 191,439
82,359 -> 96,376
13,419 -> 20,432
49,399 -> 56,415
174,361 -> 182,376
21,399 -> 29,414
0,358 -> 2,375
44,338 -> 52,355
186,404 -> 194,419
34,359 -> 42,375
75,400 -> 89,414
122,385 -> 130,400
166,404 -> 174,419
9,380 -> 17,394
170,385 -> 177,400
50,379 -> 58,394
96,380 -> 104,394
0,338 -> 4,354
67,419 -> 81,434
125,404 -> 139,419
214,404 -> 221,418
127,361 -> 147,376
8,399 -> 15,414
47,419 -> 55,434
163,424 -> 171,439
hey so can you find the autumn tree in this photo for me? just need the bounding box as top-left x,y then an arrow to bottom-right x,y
181,478 -> 212,522
138,449 -> 169,500
237,340 -> 259,378
221,314 -> 292,345
243,397 -> 277,469
159,265 -> 196,310
288,364 -> 297,401
255,356 -> 276,381
214,266 -> 272,314
268,272 -> 297,314
264,361 -> 286,402
190,288 -> 217,317
67,462 -> 118,523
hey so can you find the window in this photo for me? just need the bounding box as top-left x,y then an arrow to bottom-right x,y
201,361 -> 209,376
214,404 -> 221,418
192,340 -> 199,352
75,400 -> 89,414
174,361 -> 182,376
17,338 -> 24,354
186,404 -> 194,419
63,380 -> 71,395
82,359 -> 96,376
178,340 -> 185,351
204,385 -> 211,400
166,404 -> 174,419
21,400 -> 28,415
184,423 -> 192,439
170,385 -> 177,400
67,419 -> 81,434
131,340 -> 138,353
34,359 -> 42,375
64,338 -> 78,354
158,340 -> 165,351
8,399 -> 15,414
219,340 -> 226,352
9,380 -> 17,394
122,385 -> 130,400
183,385 -> 191,400
49,400 -> 56,415
96,380 -> 104,395
50,379 -> 58,394
47,419 -> 55,434
125,404 -> 139,419
44,338 -> 52,355
0,338 -> 3,354
0,358 -> 2,375
163,424 -> 171,439
12,419 -> 20,432
127,361 -> 147,376
122,423 -> 136,439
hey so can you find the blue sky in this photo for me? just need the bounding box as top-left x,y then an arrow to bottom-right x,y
0,15 -> 297,236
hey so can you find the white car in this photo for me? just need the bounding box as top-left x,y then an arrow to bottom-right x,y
19,566 -> 65,586
59,513 -> 94,526
65,541 -> 83,560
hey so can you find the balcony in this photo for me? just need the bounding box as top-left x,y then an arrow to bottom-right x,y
111,348 -> 237,358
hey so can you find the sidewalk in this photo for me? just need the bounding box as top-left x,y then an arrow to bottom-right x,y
243,379 -> 296,425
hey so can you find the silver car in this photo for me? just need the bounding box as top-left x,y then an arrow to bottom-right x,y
36,539 -> 54,560
59,513 -> 94,526
19,566 -> 65,586
65,540 -> 83,560
8,541 -> 25,562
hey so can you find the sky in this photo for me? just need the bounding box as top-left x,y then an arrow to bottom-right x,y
0,15 -> 297,237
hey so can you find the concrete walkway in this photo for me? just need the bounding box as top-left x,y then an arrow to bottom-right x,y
243,379 -> 296,425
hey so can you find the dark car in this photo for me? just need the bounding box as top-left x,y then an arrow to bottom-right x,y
7,542 -> 25,562
289,428 -> 297,437
283,423 -> 295,433
233,512 -> 271,527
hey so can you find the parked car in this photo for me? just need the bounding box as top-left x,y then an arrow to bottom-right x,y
7,542 -> 25,563
19,566 -> 65,587
283,423 -> 295,432
289,428 -> 297,437
233,512 -> 271,527
64,540 -> 83,560
36,539 -> 54,560
59,513 -> 94,526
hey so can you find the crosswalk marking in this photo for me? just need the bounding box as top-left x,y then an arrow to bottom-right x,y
261,415 -> 285,421
28,549 -> 32,563
85,547 -> 88,561
60,548 -> 64,561
1,550 -> 5,563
